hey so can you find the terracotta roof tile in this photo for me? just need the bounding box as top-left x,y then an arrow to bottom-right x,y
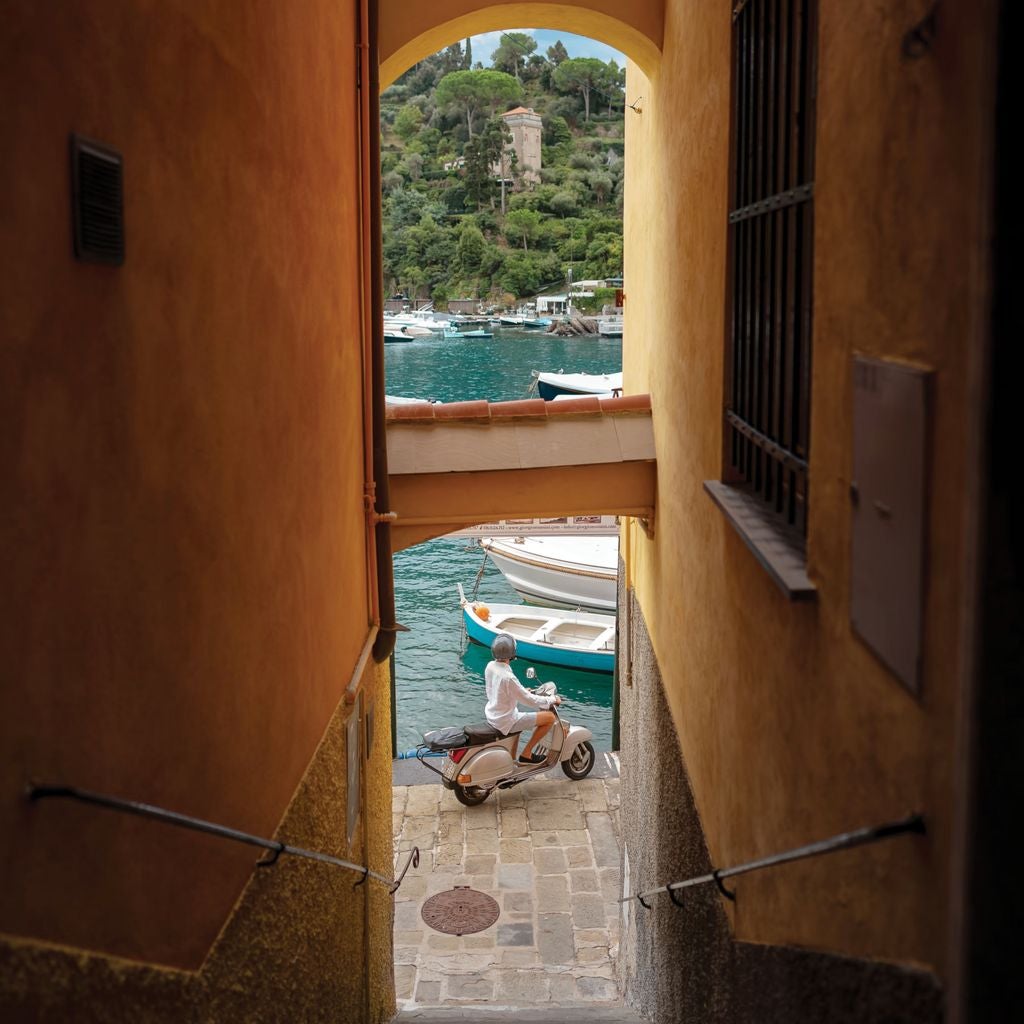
433,399 -> 491,422
598,394 -> 652,414
388,401 -> 436,421
489,398 -> 548,419
546,396 -> 603,416
385,394 -> 653,425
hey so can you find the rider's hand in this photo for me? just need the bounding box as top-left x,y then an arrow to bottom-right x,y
554,696 -> 563,705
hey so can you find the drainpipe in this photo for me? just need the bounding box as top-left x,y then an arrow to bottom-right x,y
357,0 -> 398,665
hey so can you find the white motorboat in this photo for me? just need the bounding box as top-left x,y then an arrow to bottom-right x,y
383,318 -> 433,337
597,316 -> 624,337
481,535 -> 618,613
387,310 -> 449,331
458,585 -> 615,673
533,370 -> 623,400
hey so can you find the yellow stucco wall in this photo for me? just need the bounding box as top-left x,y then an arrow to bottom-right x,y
623,0 -> 995,973
0,0 -> 386,988
379,0 -> 664,88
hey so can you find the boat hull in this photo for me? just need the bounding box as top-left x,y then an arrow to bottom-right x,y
534,371 -> 623,400
461,602 -> 615,674
482,537 -> 617,613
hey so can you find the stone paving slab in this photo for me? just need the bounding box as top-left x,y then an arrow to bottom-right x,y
393,769 -> 628,1012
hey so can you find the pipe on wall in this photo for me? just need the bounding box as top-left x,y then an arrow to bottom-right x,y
357,0 -> 398,665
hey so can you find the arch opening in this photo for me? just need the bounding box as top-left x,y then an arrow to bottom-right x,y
379,3 -> 662,88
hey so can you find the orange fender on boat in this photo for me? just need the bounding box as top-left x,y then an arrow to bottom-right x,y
474,603 -> 490,621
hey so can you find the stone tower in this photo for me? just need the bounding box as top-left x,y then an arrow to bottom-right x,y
499,106 -> 542,185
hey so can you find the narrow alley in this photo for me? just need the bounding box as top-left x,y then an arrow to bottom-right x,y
390,759 -> 642,1018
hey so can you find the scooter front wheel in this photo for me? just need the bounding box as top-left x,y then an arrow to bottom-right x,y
562,740 -> 596,780
453,783 -> 492,806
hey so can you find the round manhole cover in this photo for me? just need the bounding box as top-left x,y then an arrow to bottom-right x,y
421,886 -> 500,936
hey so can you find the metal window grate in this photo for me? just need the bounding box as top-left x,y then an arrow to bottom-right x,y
726,0 -> 817,537
71,135 -> 124,265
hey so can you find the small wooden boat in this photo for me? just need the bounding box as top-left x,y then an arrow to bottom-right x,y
458,585 -> 615,673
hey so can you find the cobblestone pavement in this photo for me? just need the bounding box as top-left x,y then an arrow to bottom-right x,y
392,770 -> 624,1010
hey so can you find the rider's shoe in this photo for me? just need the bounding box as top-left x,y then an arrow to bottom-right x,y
517,752 -> 545,765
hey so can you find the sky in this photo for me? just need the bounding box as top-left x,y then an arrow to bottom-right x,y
467,29 -> 625,67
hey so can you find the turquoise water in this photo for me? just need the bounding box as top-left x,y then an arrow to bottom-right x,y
386,329 -> 622,754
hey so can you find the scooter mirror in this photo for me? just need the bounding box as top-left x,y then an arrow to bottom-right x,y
525,667 -> 537,679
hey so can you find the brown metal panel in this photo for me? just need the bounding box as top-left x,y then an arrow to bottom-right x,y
850,356 -> 931,692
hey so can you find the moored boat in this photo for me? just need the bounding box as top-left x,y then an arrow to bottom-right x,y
443,326 -> 494,339
481,535 -> 618,613
533,370 -> 624,400
382,325 -> 417,342
458,585 -> 616,673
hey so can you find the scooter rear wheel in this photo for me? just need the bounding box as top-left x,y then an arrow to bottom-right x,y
453,783 -> 492,806
562,740 -> 596,780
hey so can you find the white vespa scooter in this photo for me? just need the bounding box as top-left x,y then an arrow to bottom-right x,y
418,669 -> 596,806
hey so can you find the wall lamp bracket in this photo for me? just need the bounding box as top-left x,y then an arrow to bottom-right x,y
628,97 -> 643,114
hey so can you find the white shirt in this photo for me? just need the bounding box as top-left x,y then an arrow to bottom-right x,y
484,660 -> 555,734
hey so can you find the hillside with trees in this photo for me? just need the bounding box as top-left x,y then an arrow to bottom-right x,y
380,35 -> 625,307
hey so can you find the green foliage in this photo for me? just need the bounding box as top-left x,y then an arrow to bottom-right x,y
546,40 -> 570,65
435,70 -> 521,137
463,117 -> 512,210
380,42 -> 625,301
394,104 -> 424,141
456,222 -> 486,274
490,32 -> 537,82
504,208 -> 543,251
544,115 -> 572,147
552,58 -> 609,122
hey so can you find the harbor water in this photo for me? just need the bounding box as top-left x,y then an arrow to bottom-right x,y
386,328 -> 622,755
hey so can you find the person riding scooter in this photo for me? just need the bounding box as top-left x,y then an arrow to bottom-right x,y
484,633 -> 562,765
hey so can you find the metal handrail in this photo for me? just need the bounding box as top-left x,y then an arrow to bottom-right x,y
620,813 -> 925,907
27,783 -> 419,894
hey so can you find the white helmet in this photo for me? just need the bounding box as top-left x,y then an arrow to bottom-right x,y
490,633 -> 517,661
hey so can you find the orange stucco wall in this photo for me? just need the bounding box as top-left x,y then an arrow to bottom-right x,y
623,0 -> 995,974
1,1 -> 376,970
378,0 -> 664,87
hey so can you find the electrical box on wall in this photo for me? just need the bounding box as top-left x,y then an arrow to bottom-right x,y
850,356 -> 931,692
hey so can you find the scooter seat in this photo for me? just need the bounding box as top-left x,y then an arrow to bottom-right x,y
464,720 -> 523,743
422,726 -> 469,751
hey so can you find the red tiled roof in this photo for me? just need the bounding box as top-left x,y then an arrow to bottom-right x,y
502,106 -> 534,116
386,394 -> 651,424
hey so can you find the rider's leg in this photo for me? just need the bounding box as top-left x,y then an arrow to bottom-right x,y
520,710 -> 556,760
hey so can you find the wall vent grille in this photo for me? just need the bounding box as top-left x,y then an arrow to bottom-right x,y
71,135 -> 124,265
